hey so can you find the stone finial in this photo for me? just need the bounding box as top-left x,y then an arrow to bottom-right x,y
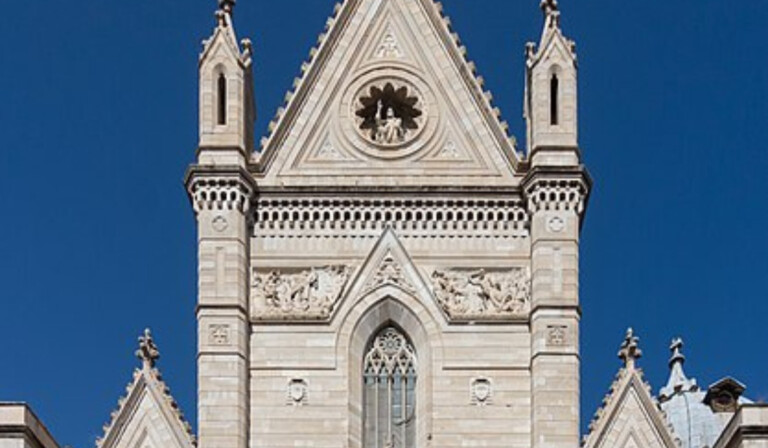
669,337 -> 685,368
136,328 -> 160,369
659,337 -> 698,401
218,0 -> 236,14
618,328 -> 642,369
525,42 -> 537,60
540,0 -> 561,29
540,0 -> 559,15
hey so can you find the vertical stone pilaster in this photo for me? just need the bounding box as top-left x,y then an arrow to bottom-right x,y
187,170 -> 254,448
526,176 -> 588,448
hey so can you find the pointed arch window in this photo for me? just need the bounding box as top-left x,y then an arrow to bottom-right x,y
550,73 -> 559,126
364,326 -> 417,448
217,73 -> 227,125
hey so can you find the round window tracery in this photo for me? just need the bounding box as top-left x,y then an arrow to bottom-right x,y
355,82 -> 423,147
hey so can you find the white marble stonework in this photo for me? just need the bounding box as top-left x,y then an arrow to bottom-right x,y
186,0 -> 585,447
185,0 -> 585,447
4,1 -> 767,448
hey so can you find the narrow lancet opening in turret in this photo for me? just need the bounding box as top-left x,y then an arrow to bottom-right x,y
550,74 -> 559,126
218,73 -> 227,125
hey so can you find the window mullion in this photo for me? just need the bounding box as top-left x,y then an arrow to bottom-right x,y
387,374 -> 393,446
401,374 -> 407,448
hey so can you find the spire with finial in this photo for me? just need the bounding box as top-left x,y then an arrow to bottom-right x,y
136,328 -> 160,369
659,337 -> 698,401
618,328 -> 642,370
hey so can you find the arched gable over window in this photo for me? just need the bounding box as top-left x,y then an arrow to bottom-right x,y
363,326 -> 417,448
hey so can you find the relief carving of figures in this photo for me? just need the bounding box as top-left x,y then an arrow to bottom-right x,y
252,266 -> 351,320
431,268 -> 531,320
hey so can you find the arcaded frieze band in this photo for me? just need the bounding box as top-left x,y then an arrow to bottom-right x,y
252,197 -> 531,237
525,178 -> 588,214
188,176 -> 254,213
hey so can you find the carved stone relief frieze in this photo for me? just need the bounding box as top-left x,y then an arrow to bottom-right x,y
251,266 -> 351,321
430,268 -> 531,320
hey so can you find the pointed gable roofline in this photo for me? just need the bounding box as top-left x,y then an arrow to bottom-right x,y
96,329 -> 196,448
343,227 -> 430,301
253,0 -> 520,173
199,3 -> 253,70
583,329 -> 678,448
526,0 -> 577,70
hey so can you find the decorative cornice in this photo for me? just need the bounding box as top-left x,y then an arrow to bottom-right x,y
525,177 -> 589,215
186,167 -> 255,214
253,197 -> 529,239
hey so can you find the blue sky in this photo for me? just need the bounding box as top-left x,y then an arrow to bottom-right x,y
0,1 -> 766,446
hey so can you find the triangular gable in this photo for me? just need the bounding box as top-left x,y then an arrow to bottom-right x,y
345,227 -> 430,300
254,0 -> 522,188
97,367 -> 195,448
200,13 -> 243,69
336,228 -> 446,325
584,369 -> 678,448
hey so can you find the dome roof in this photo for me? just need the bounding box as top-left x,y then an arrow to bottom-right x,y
657,339 -> 747,448
660,389 -> 724,448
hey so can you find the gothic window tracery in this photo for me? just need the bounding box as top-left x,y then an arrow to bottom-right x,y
363,326 -> 417,448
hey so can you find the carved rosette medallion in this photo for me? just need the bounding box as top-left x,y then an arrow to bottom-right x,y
340,70 -> 439,160
546,215 -> 566,233
251,266 -> 351,321
212,215 -> 229,233
354,81 -> 424,147
430,268 -> 531,321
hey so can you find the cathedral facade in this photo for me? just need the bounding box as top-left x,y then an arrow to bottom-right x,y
1,1 -> 766,448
